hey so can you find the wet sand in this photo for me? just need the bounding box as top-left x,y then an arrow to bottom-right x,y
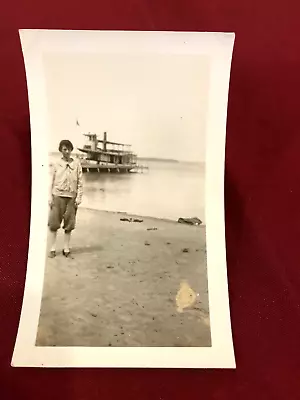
36,208 -> 211,347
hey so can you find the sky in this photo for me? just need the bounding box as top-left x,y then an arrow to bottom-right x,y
43,52 -> 210,162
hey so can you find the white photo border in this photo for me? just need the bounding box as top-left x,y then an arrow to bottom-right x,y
12,29 -> 235,368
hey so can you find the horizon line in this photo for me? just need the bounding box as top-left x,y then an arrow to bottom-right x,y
48,150 -> 204,164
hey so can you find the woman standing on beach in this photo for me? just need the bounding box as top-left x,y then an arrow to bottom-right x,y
48,140 -> 83,258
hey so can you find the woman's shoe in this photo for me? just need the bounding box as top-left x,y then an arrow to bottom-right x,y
49,250 -> 56,258
62,250 -> 73,258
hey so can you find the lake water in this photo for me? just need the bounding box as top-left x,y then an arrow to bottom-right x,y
49,154 -> 205,223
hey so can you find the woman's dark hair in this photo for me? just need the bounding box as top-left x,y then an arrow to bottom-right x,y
59,140 -> 74,152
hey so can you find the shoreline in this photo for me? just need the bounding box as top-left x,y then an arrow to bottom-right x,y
80,206 -> 206,227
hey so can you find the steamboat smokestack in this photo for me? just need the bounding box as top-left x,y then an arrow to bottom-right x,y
103,132 -> 107,151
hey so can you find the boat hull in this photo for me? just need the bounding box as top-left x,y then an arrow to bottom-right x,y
81,164 -> 136,173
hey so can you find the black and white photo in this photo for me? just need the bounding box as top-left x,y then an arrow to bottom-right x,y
12,30 -> 235,368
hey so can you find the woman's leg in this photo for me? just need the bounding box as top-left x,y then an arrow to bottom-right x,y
49,230 -> 58,252
63,198 -> 77,255
48,196 -> 66,255
63,231 -> 71,253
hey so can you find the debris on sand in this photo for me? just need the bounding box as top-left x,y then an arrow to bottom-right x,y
147,227 -> 158,231
178,217 -> 202,226
106,265 -> 114,269
144,241 -> 151,246
120,217 -> 144,223
182,248 -> 190,253
90,312 -> 97,318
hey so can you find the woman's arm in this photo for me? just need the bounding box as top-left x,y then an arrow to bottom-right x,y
49,164 -> 56,206
75,162 -> 83,205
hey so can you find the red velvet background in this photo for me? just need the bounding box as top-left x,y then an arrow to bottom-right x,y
1,1 -> 300,399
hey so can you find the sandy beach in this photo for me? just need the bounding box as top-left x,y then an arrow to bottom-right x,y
36,207 -> 211,347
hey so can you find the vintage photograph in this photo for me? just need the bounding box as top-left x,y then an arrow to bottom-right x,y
37,52 -> 210,347
12,30 -> 235,368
